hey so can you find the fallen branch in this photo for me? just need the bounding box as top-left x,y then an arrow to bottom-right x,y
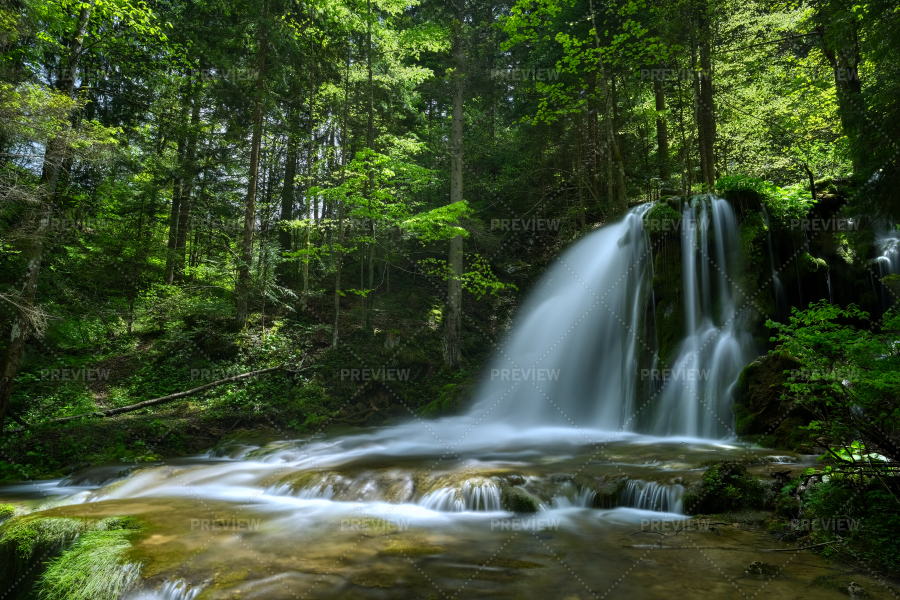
3,366 -> 284,433
760,541 -> 841,552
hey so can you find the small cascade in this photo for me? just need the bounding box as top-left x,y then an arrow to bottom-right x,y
418,480 -> 503,512
550,486 -> 596,509
873,232 -> 900,310
128,579 -> 202,600
295,484 -> 335,500
619,480 -> 684,513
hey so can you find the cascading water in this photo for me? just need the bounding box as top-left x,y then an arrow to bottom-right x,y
873,232 -> 899,310
418,480 -> 503,512
652,197 -> 755,438
464,204 -> 656,431
619,480 -> 684,513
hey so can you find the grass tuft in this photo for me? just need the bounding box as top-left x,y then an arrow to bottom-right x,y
37,529 -> 141,600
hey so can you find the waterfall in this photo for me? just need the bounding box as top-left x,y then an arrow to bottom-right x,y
127,579 -> 202,600
652,197 -> 755,437
464,197 -> 754,438
466,204 -> 655,431
418,480 -> 503,512
874,232 -> 899,310
619,480 -> 684,513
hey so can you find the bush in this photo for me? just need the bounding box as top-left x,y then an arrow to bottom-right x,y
683,461 -> 766,514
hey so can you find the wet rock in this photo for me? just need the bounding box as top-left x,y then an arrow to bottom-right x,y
846,582 -> 868,598
572,475 -> 628,508
500,487 -> 538,513
732,353 -> 813,449
745,561 -> 782,578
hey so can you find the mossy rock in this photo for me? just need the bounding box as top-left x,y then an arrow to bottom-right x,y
643,202 -> 683,236
732,353 -> 813,450
500,486 -> 539,513
572,474 -> 628,508
0,504 -> 15,522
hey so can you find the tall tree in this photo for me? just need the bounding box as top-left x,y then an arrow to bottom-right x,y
444,0 -> 465,369
236,0 -> 269,327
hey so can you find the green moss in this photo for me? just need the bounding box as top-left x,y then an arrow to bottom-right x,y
0,504 -> 14,521
799,252 -> 828,274
500,486 -> 538,512
643,203 -> 682,235
382,539 -> 445,556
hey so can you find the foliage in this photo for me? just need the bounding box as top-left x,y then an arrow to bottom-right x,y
715,175 -> 816,225
766,301 -> 900,463
38,524 -> 142,600
683,461 -> 766,514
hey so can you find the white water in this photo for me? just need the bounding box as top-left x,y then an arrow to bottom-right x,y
653,198 -> 755,437
619,480 -> 684,513
873,231 -> 899,310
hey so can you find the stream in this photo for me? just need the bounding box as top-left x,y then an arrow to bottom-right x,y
1,198 -> 884,598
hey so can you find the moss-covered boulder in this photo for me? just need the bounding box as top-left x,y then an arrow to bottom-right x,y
732,353 -> 813,450
500,486 -> 539,513
0,503 -> 15,522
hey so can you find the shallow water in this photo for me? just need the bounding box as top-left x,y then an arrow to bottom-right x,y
0,435 -> 885,599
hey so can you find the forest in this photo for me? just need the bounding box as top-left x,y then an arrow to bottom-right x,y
0,0 -> 898,598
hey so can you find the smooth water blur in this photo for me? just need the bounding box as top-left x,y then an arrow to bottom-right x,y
4,201 -> 863,599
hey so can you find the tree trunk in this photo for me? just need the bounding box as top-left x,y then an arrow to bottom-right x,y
691,36 -> 708,190
0,0 -> 94,431
364,0 -> 376,333
235,1 -> 268,327
698,33 -> 716,188
654,76 -> 670,181
333,49 -> 352,349
444,0 -> 465,369
279,101 -> 299,260
165,132 -> 186,284
816,25 -> 864,174
302,71 -> 317,314
174,82 -> 201,283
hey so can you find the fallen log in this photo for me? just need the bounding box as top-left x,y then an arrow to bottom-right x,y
3,366 -> 284,434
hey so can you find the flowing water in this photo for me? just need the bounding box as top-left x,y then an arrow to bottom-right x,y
873,231 -> 899,311
2,199 -> 883,598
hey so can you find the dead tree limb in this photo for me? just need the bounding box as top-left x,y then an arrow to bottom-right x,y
3,366 -> 284,433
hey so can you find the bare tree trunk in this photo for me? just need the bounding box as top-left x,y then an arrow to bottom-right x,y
816,24 -> 864,174
590,1 -> 626,210
654,75 -> 670,181
364,0 -> 376,333
444,0 -> 465,369
698,34 -> 716,188
235,1 -> 268,327
174,81 -> 201,283
0,0 -> 94,431
302,72 -> 317,314
165,132 -> 185,284
690,35 -> 708,191
279,100 -> 299,261
333,49 -> 352,349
